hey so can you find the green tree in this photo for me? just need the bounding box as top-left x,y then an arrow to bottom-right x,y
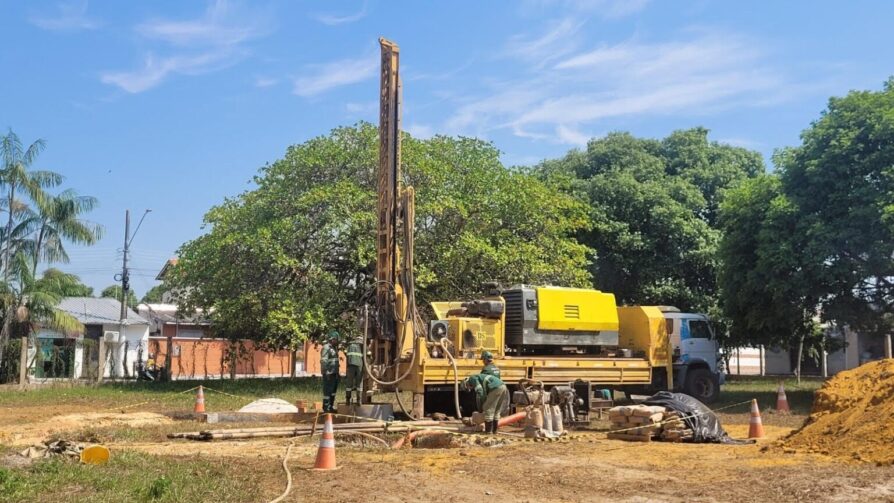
101,285 -> 138,309
719,78 -> 894,362
141,284 -> 167,303
170,123 -> 591,349
538,129 -> 764,314
717,175 -> 818,349
778,79 -> 894,341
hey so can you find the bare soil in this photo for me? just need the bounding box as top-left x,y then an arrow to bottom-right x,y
3,395 -> 893,502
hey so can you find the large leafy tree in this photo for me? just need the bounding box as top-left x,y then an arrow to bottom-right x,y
170,123 -> 591,349
537,129 -> 764,314
719,78 -> 894,357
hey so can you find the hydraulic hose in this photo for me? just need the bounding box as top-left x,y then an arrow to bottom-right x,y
362,304 -> 417,386
440,337 -> 463,420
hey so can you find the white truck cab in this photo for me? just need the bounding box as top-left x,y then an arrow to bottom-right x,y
660,307 -> 724,403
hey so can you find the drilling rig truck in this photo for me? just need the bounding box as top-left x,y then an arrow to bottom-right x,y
365,38 -> 723,421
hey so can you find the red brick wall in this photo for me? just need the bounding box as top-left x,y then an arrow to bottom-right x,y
149,335 -> 293,379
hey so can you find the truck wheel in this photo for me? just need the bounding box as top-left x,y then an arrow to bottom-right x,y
684,368 -> 719,404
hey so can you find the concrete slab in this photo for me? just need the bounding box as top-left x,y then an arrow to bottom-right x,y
238,398 -> 299,413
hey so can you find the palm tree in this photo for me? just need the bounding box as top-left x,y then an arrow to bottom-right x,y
1,253 -> 84,382
16,189 -> 103,276
0,130 -> 64,375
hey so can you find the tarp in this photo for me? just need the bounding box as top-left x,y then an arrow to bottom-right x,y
642,391 -> 753,444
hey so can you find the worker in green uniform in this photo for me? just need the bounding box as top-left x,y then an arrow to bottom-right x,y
463,370 -> 509,434
344,336 -> 364,406
479,350 -> 501,379
321,330 -> 340,413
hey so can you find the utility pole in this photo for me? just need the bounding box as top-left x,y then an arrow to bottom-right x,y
117,209 -> 131,380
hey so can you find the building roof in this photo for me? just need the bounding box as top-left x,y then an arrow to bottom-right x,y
57,297 -> 149,326
156,258 -> 178,281
137,303 -> 210,325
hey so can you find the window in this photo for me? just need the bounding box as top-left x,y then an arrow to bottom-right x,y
688,320 -> 712,339
666,318 -> 674,335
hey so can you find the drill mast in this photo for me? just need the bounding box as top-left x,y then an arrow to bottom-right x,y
372,37 -> 417,386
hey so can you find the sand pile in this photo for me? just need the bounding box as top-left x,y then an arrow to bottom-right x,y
783,359 -> 894,464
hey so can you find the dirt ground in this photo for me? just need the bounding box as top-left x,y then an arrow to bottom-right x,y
5,410 -> 894,502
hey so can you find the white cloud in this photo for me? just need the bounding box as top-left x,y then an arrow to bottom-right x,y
313,2 -> 368,26
555,124 -> 590,146
101,0 -> 270,93
136,0 -> 268,46
293,54 -> 377,98
30,1 -> 100,31
505,17 -> 585,67
101,52 -> 237,94
443,29 -> 785,145
254,76 -> 279,88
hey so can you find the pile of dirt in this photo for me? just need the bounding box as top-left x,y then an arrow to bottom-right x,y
782,359 -> 894,464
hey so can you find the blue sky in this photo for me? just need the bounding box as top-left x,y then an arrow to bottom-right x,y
1,0 -> 892,297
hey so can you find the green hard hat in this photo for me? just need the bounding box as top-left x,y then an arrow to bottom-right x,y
327,330 -> 340,341
480,350 -> 494,361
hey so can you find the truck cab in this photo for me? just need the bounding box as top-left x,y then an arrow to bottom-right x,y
661,308 -> 723,403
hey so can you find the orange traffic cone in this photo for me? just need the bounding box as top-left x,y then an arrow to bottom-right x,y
312,413 -> 337,470
748,399 -> 765,439
776,382 -> 790,414
194,385 -> 206,414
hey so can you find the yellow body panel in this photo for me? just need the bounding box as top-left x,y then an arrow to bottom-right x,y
617,305 -> 673,386
535,287 -> 619,332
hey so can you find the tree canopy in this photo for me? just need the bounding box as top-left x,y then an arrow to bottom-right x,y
720,78 -> 894,346
536,128 -> 764,313
170,123 -> 591,348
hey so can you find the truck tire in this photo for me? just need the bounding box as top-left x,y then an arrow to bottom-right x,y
684,368 -> 720,404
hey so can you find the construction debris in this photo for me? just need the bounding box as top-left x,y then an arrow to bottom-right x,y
20,439 -> 84,459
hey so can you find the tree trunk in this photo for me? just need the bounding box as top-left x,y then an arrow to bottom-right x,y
290,349 -> 297,378
885,334 -> 893,359
18,335 -> 28,389
0,183 -> 16,370
795,336 -> 804,385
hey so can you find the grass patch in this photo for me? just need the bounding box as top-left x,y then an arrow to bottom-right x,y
0,449 -> 280,503
719,376 -> 821,415
0,377 -> 326,414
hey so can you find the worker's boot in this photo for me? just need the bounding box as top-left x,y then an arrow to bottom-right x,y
492,420 -> 499,435
483,421 -> 493,434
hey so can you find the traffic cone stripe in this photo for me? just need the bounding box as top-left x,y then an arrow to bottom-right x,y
748,398 -> 765,439
313,413 -> 337,470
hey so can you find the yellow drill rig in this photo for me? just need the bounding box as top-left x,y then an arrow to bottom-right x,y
365,38 -> 723,421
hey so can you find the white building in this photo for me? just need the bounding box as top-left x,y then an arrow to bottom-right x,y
29,297 -> 150,380
725,326 -> 885,377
